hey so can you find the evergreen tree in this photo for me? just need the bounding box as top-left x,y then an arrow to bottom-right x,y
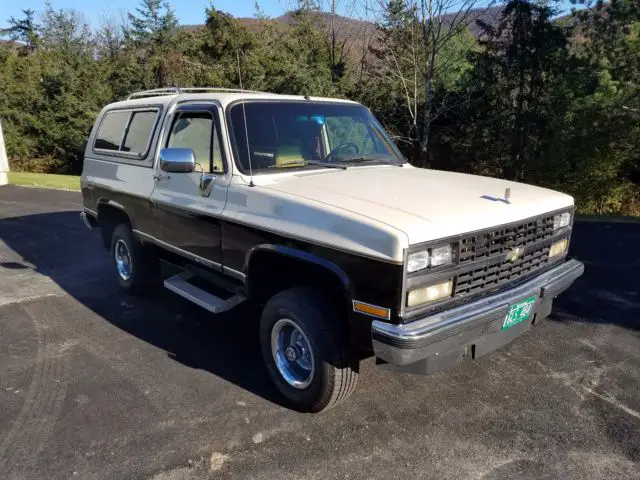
125,0 -> 179,87
126,0 -> 178,51
0,9 -> 40,51
457,0 -> 572,181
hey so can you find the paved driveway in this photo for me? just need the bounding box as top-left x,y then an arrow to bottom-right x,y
0,185 -> 638,479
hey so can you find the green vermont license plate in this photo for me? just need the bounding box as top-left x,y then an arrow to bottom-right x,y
502,296 -> 537,330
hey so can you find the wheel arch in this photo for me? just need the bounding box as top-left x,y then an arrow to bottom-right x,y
97,200 -> 133,250
244,244 -> 353,308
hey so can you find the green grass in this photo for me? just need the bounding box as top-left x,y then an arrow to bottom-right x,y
7,172 -> 81,191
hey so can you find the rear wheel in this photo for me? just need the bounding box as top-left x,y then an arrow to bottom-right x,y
110,223 -> 159,294
260,287 -> 359,412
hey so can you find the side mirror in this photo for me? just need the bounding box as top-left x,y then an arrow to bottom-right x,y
159,148 -> 196,173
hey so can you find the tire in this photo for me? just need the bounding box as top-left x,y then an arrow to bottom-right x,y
260,287 -> 359,412
110,223 -> 160,295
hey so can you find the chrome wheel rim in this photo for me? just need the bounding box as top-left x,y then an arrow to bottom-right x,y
114,239 -> 132,281
271,318 -> 315,389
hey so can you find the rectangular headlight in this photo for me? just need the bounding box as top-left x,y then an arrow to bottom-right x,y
407,245 -> 453,273
407,279 -> 453,307
407,251 -> 429,273
430,245 -> 452,267
549,238 -> 568,258
553,212 -> 571,230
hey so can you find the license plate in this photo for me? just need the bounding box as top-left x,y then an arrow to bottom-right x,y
502,296 -> 537,330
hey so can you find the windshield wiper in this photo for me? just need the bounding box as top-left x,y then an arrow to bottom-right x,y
268,160 -> 347,170
333,155 -> 405,167
305,160 -> 347,170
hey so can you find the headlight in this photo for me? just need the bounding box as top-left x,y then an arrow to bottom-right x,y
553,212 -> 571,230
407,279 -> 453,307
430,245 -> 452,267
407,245 -> 453,273
549,238 -> 568,258
407,251 -> 429,273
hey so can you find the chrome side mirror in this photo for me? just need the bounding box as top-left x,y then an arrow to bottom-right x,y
159,148 -> 196,173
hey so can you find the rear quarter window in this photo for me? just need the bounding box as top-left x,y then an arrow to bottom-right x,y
93,108 -> 159,159
122,111 -> 157,154
94,111 -> 129,151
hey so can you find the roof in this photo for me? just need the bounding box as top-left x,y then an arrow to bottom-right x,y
105,90 -> 360,111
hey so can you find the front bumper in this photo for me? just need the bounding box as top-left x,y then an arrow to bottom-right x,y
372,259 -> 584,374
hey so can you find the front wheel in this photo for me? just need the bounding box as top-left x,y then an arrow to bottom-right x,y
259,287 -> 359,412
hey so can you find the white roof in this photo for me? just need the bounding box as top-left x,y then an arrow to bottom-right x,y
105,91 -> 360,110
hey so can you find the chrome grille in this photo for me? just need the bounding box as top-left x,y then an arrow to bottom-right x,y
454,245 -> 551,298
458,214 -> 555,264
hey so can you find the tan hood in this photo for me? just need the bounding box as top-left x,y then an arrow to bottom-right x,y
260,165 -> 574,245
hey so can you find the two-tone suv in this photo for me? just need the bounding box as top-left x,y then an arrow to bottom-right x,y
80,87 -> 584,412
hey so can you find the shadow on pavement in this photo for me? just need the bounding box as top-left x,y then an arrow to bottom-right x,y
552,222 -> 640,331
0,209 -> 283,407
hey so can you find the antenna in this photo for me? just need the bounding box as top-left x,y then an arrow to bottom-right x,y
237,50 -> 254,187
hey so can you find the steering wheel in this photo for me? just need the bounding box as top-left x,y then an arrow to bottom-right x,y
326,142 -> 359,162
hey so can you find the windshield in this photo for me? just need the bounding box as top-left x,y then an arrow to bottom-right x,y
228,101 -> 405,174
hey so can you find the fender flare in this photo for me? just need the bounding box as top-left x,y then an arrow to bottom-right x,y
97,198 -> 126,211
96,198 -> 133,225
243,244 -> 353,295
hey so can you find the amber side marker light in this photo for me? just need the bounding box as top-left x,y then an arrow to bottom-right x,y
352,301 -> 391,320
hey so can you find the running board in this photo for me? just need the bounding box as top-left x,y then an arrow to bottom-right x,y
164,272 -> 246,314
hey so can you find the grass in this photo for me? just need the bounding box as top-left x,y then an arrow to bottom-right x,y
7,171 -> 81,191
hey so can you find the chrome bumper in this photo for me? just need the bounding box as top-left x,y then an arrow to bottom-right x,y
372,259 -> 584,373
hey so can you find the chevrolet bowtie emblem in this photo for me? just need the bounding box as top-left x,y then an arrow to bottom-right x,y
506,247 -> 523,263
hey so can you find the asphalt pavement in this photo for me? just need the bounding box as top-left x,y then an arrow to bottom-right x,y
0,185 -> 639,480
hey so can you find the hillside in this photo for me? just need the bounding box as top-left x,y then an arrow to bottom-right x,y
186,7 -> 505,36
181,7 -> 504,68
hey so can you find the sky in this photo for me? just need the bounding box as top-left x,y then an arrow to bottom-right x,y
0,0 -> 580,30
0,0 -> 289,28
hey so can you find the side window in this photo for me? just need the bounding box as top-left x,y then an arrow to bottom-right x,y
94,111 -> 130,151
166,110 -> 224,173
94,109 -> 158,158
122,111 -> 157,154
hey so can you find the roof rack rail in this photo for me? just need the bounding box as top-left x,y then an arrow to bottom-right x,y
127,87 -> 272,100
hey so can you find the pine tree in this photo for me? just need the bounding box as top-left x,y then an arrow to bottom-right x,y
125,0 -> 179,87
459,0 -> 571,181
126,0 -> 178,51
0,9 -> 40,51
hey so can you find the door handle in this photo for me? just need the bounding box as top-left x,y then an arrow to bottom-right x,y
199,174 -> 216,197
153,173 -> 170,182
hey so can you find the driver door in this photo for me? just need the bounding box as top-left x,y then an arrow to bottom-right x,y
149,103 -> 229,268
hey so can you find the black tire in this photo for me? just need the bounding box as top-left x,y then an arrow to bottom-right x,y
260,287 -> 359,412
110,223 -> 160,295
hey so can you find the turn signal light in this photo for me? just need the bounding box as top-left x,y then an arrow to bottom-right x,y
353,301 -> 391,320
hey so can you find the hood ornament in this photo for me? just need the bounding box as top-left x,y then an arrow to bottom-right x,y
480,187 -> 512,204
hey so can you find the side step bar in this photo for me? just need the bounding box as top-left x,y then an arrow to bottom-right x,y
164,272 -> 246,314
